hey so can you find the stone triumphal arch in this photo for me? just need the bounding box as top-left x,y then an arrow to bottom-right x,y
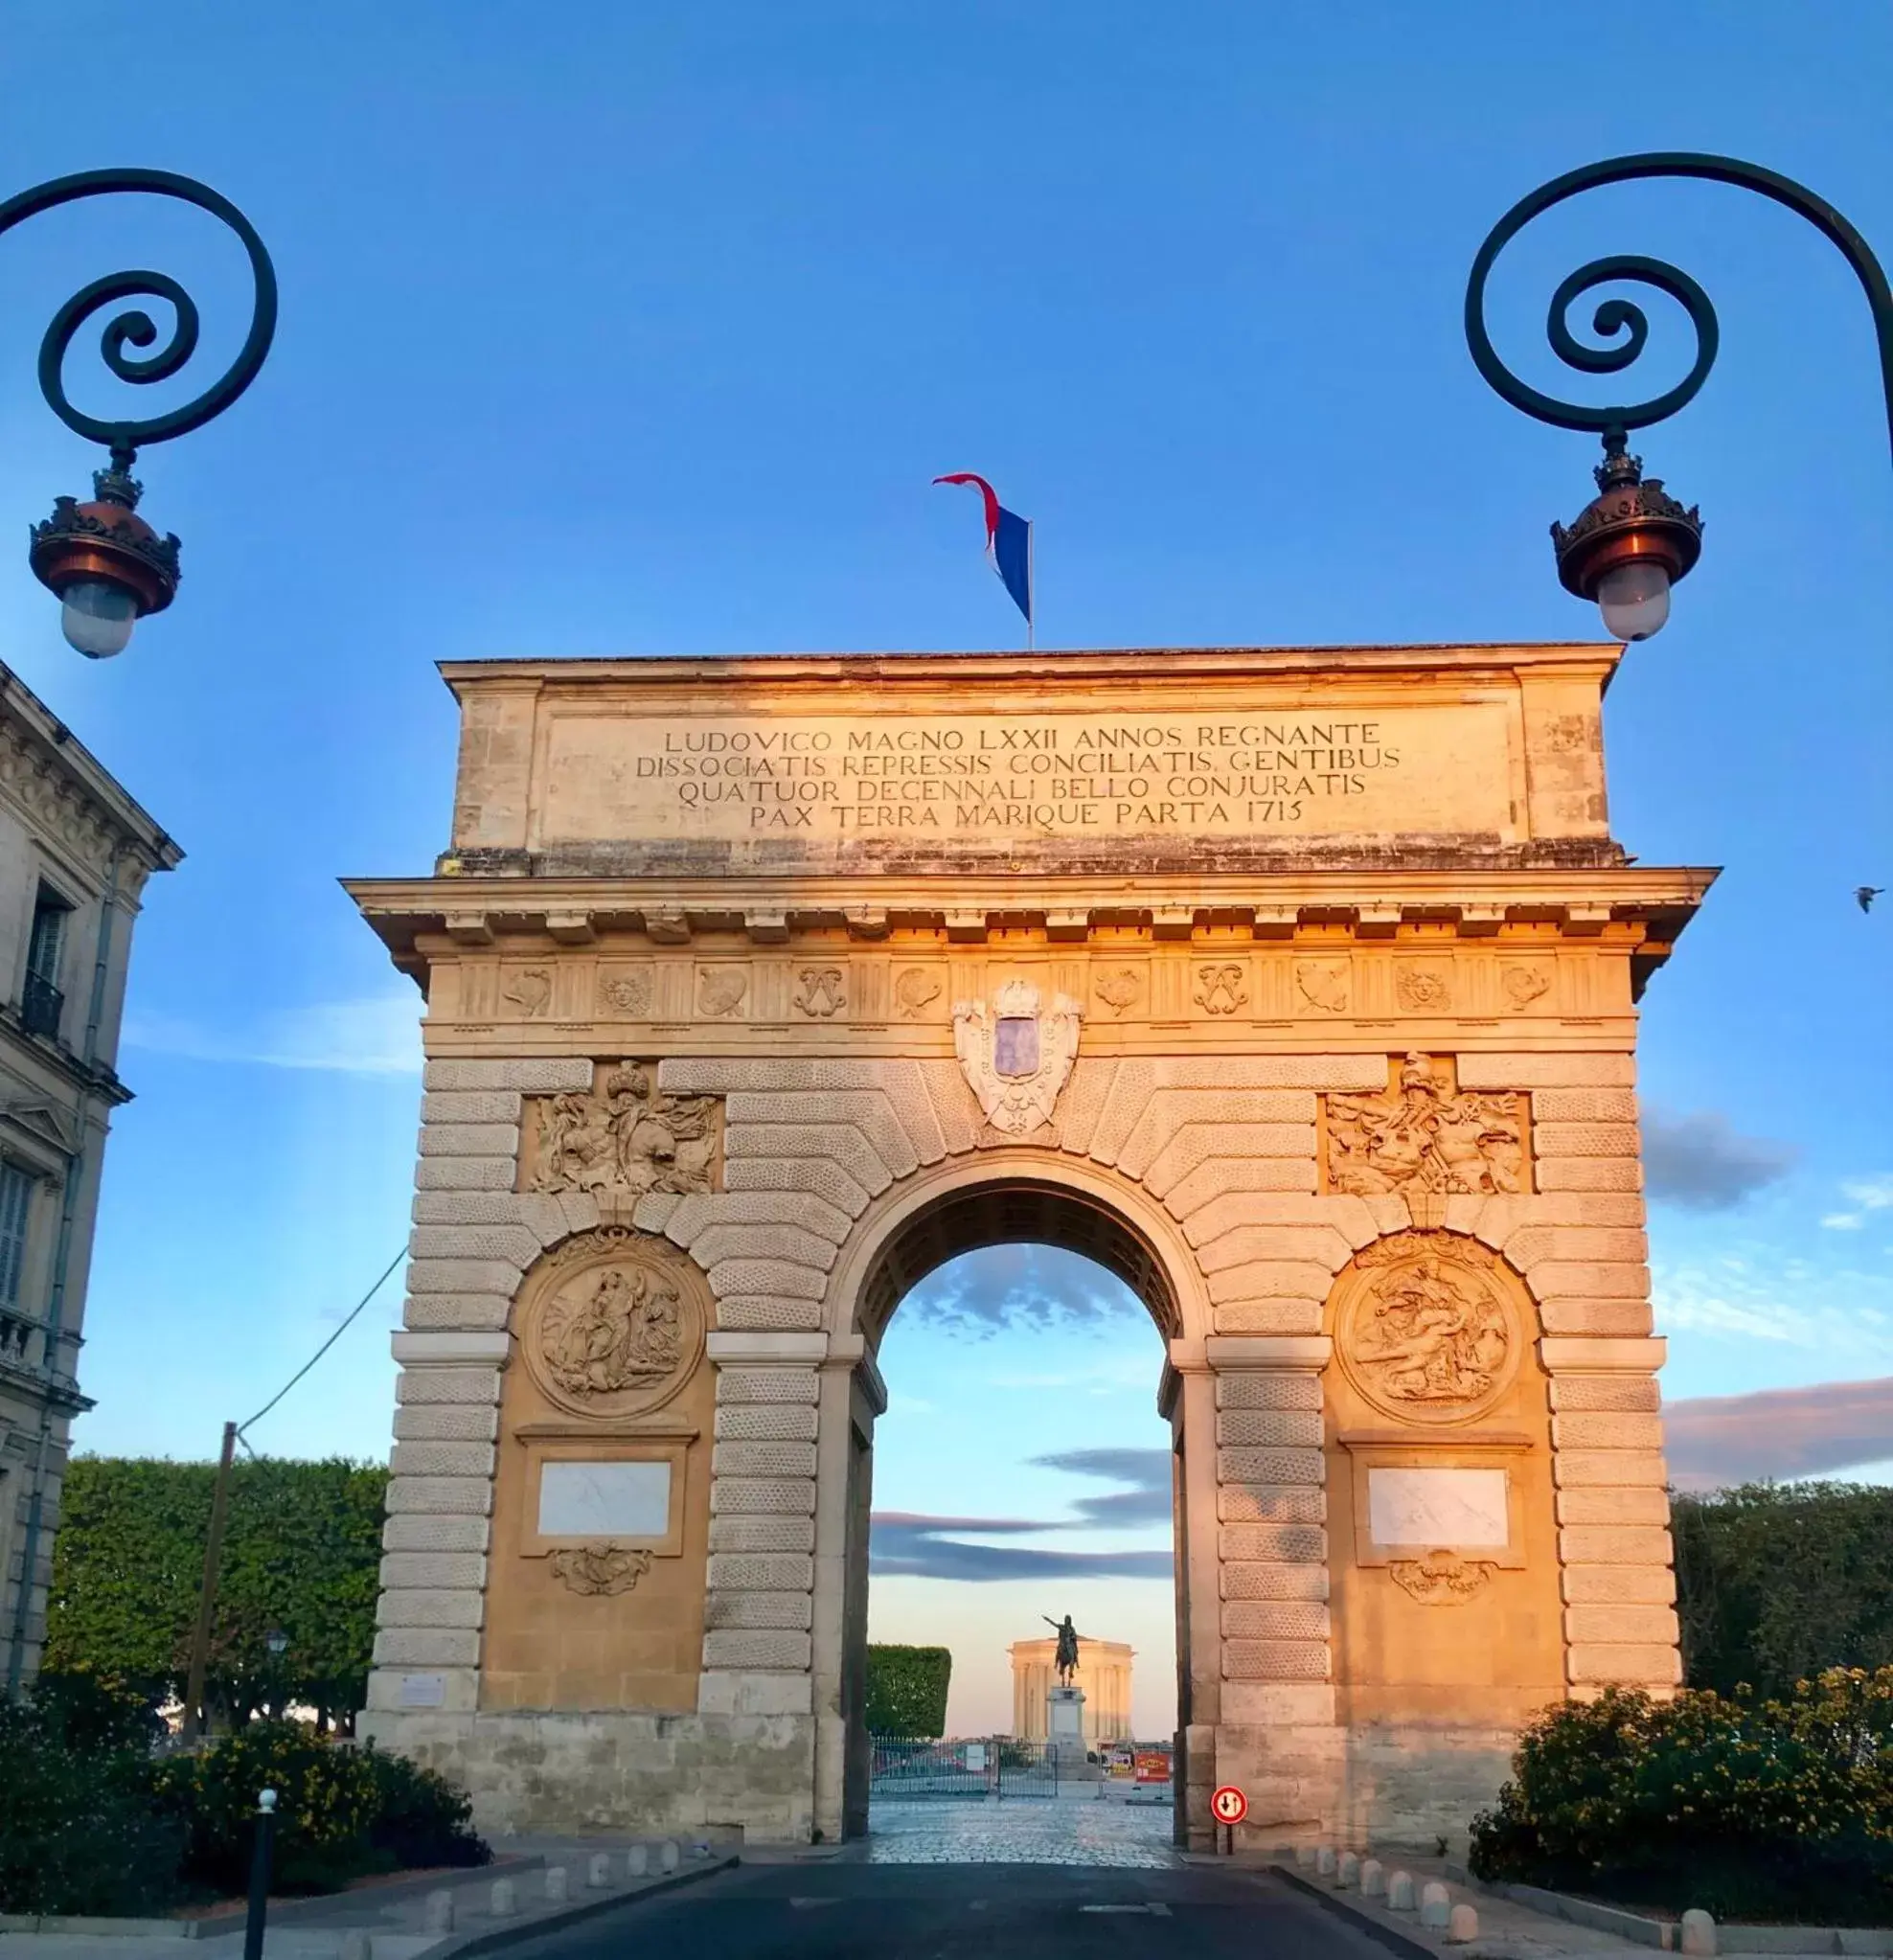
351,644 -> 1707,1849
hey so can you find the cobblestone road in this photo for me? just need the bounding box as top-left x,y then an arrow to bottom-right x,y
860,1792 -> 1179,1865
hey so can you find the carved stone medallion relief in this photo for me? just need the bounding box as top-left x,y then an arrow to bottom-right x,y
525,1062 -> 722,1202
518,1228 -> 705,1421
1333,1232 -> 1522,1426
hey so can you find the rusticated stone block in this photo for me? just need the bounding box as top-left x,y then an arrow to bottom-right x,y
1505,1227 -> 1649,1271
375,1587 -> 485,1630
713,1297 -> 825,1331
381,1551 -> 488,1590
390,1440 -> 498,1479
705,1260 -> 827,1302
1552,1411 -> 1665,1450
716,1369 -> 820,1404
1538,1156 -> 1644,1193
1457,1053 -> 1636,1089
373,1627 -> 482,1668
668,1192 -> 855,1248
1565,1603 -> 1679,1646
1218,1485 -> 1326,1524
712,1440 -> 819,1478
1533,1087 -> 1639,1123
1218,1447 -> 1324,1487
690,1223 -> 839,1275
394,1404 -> 500,1444
710,1477 -> 817,1516
1221,1600 -> 1331,1641
1539,1300 -> 1654,1337
707,1553 -> 814,1590
1557,1486 -> 1671,1527
1216,1373 -> 1322,1411
1180,1213 -> 1348,1268
724,1154 -> 874,1219
1220,1561 -> 1329,1601
715,1403 -> 819,1442
1222,1638 -> 1330,1679
396,1367 -> 503,1405
1562,1563 -> 1676,1606
1561,1524 -> 1673,1565
423,1059 -> 593,1092
1212,1300 -> 1325,1335
701,1629 -> 812,1671
385,1476 -> 494,1516
402,1292 -> 513,1332
1534,1124 -> 1643,1162
1531,1261 -> 1651,1300
422,1089 -> 524,1126
705,1591 -> 814,1630
1567,1641 -> 1682,1686
1155,1156 -> 1319,1216
1553,1449 -> 1669,1489
418,1125 -> 523,1159
407,1258 -> 526,1296
413,1190 -> 528,1227
707,1515 -> 815,1553
1219,1522 -> 1326,1562
723,1124 -> 894,1199
1548,1375 -> 1660,1413
382,1515 -> 490,1553
1217,1409 -> 1323,1447
416,1154 -> 517,1192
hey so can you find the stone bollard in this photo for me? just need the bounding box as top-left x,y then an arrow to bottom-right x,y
490,1878 -> 517,1918
338,1934 -> 372,1960
1360,1858 -> 1386,1898
1386,1871 -> 1416,1912
1295,1844 -> 1317,1870
1681,1909 -> 1718,1957
1447,1904 -> 1479,1944
545,1866 -> 569,1904
1420,1881 -> 1452,1929
1316,1847 -> 1336,1878
1336,1852 -> 1359,1889
423,1891 -> 454,1935
627,1844 -> 650,1878
660,1839 -> 681,1873
587,1851 -> 612,1888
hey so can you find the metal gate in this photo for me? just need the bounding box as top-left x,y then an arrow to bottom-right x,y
996,1739 -> 1060,1799
868,1736 -> 992,1800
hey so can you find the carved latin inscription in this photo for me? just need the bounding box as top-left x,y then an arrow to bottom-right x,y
519,1230 -> 704,1420
1325,1053 -> 1526,1224
1334,1234 -> 1521,1425
528,1062 -> 721,1200
954,979 -> 1082,1136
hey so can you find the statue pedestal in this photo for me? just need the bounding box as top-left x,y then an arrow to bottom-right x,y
1046,1685 -> 1087,1763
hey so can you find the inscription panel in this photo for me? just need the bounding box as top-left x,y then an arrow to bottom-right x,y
536,704 -> 1520,846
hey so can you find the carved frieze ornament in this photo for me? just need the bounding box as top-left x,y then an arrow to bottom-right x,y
697,967 -> 747,1019
503,967 -> 553,1017
597,967 -> 653,1016
1195,964 -> 1247,1016
793,967 -> 847,1018
519,1228 -> 705,1420
1387,1550 -> 1497,1604
1094,968 -> 1141,1016
953,978 -> 1082,1136
1333,1232 -> 1522,1426
550,1543 -> 653,1596
895,968 -> 942,1018
1324,1052 -> 1527,1227
528,1062 -> 721,1200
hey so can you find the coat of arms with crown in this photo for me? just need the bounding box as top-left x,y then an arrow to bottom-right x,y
952,978 -> 1083,1136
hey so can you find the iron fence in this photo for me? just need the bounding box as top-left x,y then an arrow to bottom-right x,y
867,1735 -> 1065,1801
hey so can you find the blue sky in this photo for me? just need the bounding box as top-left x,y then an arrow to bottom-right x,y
2,3 -> 1889,1735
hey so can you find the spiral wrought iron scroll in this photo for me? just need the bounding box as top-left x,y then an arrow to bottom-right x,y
0,168 -> 276,457
1466,151 -> 1893,461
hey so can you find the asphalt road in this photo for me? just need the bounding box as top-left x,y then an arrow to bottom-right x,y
498,1859 -> 1406,1960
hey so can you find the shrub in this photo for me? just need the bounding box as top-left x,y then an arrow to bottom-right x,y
151,1721 -> 489,1896
865,1645 -> 953,1737
1471,1671 -> 1893,1924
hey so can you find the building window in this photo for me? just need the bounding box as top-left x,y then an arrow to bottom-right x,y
21,886 -> 69,1040
0,1161 -> 32,1307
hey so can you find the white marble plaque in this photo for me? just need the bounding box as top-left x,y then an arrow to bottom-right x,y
398,1672 -> 445,1708
1367,1468 -> 1509,1548
537,1460 -> 672,1538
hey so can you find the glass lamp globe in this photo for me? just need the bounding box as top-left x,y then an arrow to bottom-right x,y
59,579 -> 138,658
1594,559 -> 1672,643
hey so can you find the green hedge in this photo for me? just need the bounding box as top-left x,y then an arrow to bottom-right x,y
1470,1670 -> 1893,1924
865,1645 -> 952,1737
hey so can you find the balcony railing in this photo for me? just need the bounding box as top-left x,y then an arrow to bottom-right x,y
0,1308 -> 34,1371
20,973 -> 63,1039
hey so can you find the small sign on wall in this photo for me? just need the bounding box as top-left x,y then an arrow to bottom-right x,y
398,1673 -> 445,1708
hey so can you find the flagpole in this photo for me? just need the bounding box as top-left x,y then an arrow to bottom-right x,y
1027,519 -> 1036,652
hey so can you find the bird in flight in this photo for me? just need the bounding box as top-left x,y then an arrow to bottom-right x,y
1859,886 -> 1885,913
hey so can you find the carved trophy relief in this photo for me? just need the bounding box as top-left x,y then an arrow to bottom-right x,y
1396,966 -> 1450,1012
1334,1232 -> 1522,1425
1194,964 -> 1247,1016
1501,964 -> 1553,1012
596,967 -> 654,1017
954,978 -> 1082,1137
895,968 -> 943,1018
1387,1551 -> 1497,1604
502,967 -> 554,1017
1296,960 -> 1350,1014
793,967 -> 847,1018
1094,968 -> 1142,1017
550,1543 -> 653,1596
519,1227 -> 705,1420
527,1061 -> 722,1201
1324,1052 -> 1528,1225
697,967 -> 748,1019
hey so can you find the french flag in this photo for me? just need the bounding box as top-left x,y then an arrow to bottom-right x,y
934,472 -> 1033,632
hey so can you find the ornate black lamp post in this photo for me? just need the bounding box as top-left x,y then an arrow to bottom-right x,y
1466,152 -> 1893,641
0,169 -> 276,656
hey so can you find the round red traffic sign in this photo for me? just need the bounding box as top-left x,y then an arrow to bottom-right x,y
1210,1783 -> 1248,1826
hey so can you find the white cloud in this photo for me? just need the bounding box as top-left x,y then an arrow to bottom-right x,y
1813,1174 -> 1893,1233
1654,1249 -> 1893,1359
123,993 -> 422,1075
1823,1214 -> 1866,1231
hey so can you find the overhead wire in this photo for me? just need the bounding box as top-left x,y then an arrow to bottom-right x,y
235,1246 -> 407,1449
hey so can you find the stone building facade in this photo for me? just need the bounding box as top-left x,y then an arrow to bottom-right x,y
1010,1635 -> 1135,1744
0,666 -> 178,1689
350,643 -> 1707,1849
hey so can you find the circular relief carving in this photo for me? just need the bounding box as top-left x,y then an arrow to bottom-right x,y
517,1227 -> 705,1421
1333,1232 -> 1522,1426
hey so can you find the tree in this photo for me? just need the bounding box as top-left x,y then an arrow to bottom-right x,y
864,1645 -> 952,1736
1674,1482 -> 1893,1700
44,1456 -> 386,1728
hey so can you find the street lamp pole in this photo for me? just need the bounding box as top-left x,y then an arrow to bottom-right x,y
0,168 -> 276,656
1464,151 -> 1893,640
